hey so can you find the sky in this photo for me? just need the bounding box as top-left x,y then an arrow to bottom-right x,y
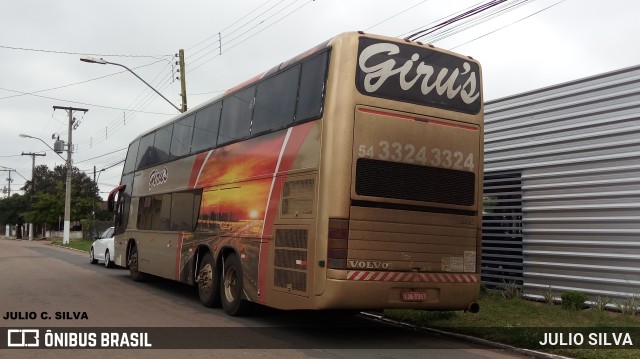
1,0 -> 639,199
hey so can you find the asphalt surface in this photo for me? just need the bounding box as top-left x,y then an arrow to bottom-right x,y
0,237 -> 539,359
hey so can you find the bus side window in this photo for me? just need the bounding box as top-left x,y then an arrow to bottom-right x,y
218,86 -> 255,146
136,132 -> 155,170
170,114 -> 194,158
192,103 -> 221,154
154,124 -> 173,164
296,52 -> 328,122
123,140 -> 140,175
252,65 -> 300,135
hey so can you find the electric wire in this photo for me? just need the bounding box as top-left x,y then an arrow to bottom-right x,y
188,0 -> 313,74
405,0 -> 508,41
0,44 -> 170,59
187,0 -> 297,67
449,0 -> 568,50
365,0 -> 431,31
421,0 -> 534,44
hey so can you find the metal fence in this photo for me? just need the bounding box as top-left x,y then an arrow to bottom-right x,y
483,64 -> 640,300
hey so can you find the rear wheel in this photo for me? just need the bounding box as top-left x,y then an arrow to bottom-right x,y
128,244 -> 145,281
197,252 -> 221,307
221,254 -> 251,316
89,247 -> 98,264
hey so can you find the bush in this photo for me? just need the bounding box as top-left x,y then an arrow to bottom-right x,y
613,294 -> 640,315
500,281 -> 522,300
561,291 -> 587,311
593,295 -> 611,312
543,286 -> 556,305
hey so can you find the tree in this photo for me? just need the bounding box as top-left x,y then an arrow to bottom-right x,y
21,164 -> 102,227
0,193 -> 28,238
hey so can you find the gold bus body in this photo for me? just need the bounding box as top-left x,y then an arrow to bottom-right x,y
113,32 -> 483,312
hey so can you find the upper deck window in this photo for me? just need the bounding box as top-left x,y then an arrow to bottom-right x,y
355,37 -> 481,114
296,52 -> 328,122
252,65 -> 300,135
218,86 -> 256,145
192,102 -> 222,154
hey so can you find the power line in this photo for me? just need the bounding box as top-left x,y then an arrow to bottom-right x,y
0,58 -> 170,101
74,59 -> 177,152
188,0 -> 314,74
187,0 -> 281,56
365,0 -> 431,31
0,44 -> 170,59
187,0 -> 297,67
75,147 -> 127,164
0,87 -> 175,115
449,0 -> 568,50
405,0 -> 508,41
422,0 -> 534,44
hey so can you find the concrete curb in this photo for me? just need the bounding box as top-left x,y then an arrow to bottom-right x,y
50,243 -> 89,254
360,312 -> 573,359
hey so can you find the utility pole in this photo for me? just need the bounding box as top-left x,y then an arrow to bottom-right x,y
21,151 -> 46,241
22,152 -> 46,188
6,170 -> 11,197
0,167 -> 14,198
53,106 -> 88,245
0,167 -> 15,237
178,49 -> 187,112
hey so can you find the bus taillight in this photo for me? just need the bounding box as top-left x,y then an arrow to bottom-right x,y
327,218 -> 349,269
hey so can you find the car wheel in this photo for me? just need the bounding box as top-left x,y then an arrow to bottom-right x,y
89,247 -> 98,264
197,252 -> 221,307
128,244 -> 145,281
104,250 -> 113,268
221,254 -> 251,316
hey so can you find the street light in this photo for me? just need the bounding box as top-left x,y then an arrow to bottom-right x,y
80,56 -> 182,113
19,134 -> 66,161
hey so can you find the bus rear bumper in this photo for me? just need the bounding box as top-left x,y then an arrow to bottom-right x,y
318,272 -> 480,311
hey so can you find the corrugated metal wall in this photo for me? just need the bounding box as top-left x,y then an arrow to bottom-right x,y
483,65 -> 640,300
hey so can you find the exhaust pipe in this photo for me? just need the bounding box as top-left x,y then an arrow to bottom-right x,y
466,302 -> 480,313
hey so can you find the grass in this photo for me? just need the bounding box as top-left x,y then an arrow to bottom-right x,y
384,292 -> 640,359
50,239 -> 93,252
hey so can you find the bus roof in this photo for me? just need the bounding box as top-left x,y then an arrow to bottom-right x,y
131,31 -> 478,143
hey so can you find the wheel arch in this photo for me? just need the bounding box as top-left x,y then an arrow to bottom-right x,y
125,238 -> 137,268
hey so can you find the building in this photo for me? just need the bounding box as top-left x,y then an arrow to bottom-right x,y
482,65 -> 640,301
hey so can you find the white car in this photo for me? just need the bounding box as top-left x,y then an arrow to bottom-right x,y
90,226 -> 115,268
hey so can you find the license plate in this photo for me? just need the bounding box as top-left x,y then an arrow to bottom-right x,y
402,291 -> 427,302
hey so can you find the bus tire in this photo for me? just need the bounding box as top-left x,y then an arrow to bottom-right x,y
197,252 -> 221,307
221,254 -> 251,316
128,243 -> 145,282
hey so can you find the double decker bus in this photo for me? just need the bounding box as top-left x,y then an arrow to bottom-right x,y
108,31 -> 483,316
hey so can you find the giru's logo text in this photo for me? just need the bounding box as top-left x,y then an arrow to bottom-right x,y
148,167 -> 168,190
358,42 -> 480,105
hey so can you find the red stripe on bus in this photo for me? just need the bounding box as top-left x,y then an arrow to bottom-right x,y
358,108 -> 416,121
359,107 -> 477,131
426,119 -> 477,131
175,233 -> 183,281
257,121 -> 316,302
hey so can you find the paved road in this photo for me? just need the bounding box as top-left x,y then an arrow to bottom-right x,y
0,238 -> 537,359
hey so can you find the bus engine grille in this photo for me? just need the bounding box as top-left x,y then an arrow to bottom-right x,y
355,158 -> 475,206
273,229 -> 308,293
